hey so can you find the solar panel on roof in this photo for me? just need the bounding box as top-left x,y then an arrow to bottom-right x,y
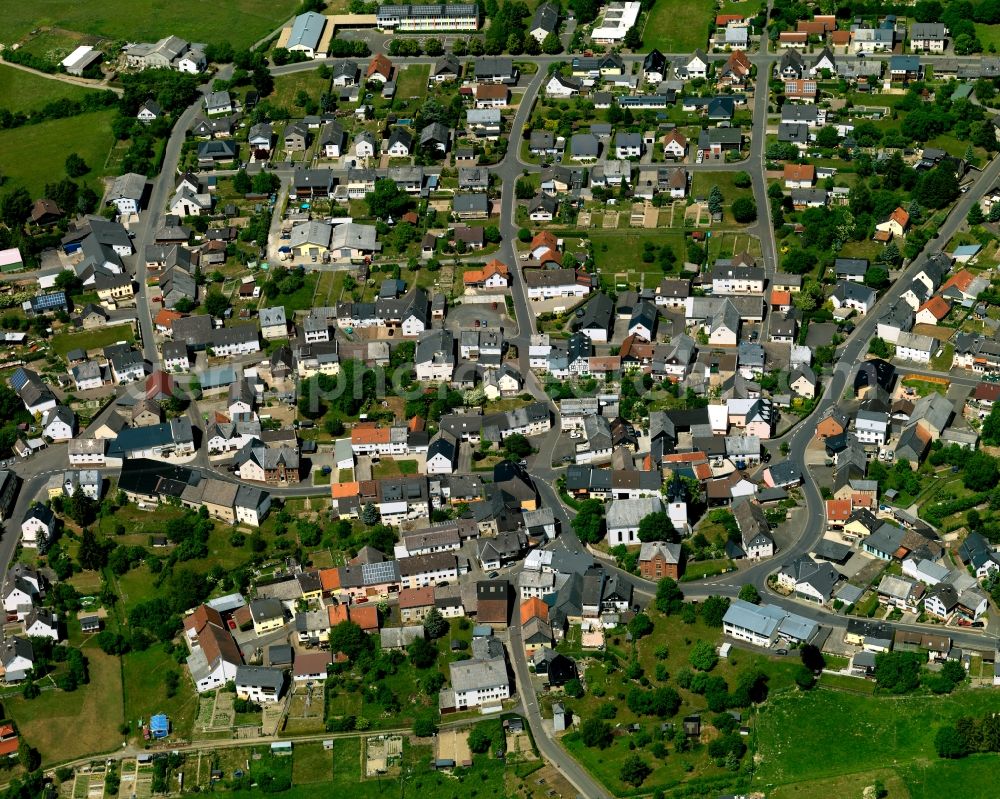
362,560 -> 398,585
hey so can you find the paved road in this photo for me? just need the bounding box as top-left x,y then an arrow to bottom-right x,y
508,613 -> 612,799
127,67 -> 233,365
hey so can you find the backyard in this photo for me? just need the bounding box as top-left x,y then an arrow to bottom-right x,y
0,63 -> 107,113
0,109 -> 116,196
50,323 -> 136,357
642,0 -> 716,53
753,686 -> 1000,790
5,0 -> 299,49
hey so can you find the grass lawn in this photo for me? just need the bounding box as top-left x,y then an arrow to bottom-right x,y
901,377 -> 948,397
930,342 -> 955,372
227,739 -> 521,799
976,24 -> 1000,52
588,228 -> 687,289
642,0 -> 715,53
265,272 -> 319,313
269,71 -> 333,112
122,645 -> 199,742
394,64 -> 430,101
0,63 -> 106,113
372,458 -> 419,478
753,687 -> 1000,789
691,171 -> 755,226
291,742 -> 333,784
5,0 -> 299,50
50,323 -> 135,358
6,644 -> 124,764
0,108 -> 115,196
904,754 -> 1000,799
767,769 -> 910,799
559,611 -> 802,795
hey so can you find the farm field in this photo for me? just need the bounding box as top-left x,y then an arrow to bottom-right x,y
642,0 -> 715,53
753,687 -> 1000,789
0,63 -> 107,113
4,0 -> 300,50
0,108 -> 115,196
50,323 -> 136,357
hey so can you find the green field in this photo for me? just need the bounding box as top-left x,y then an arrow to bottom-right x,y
753,687 -> 1000,790
6,644 -> 124,764
51,322 -> 136,358
270,70 -> 334,112
0,63 -> 105,113
0,108 -> 115,195
394,64 -> 430,101
588,228 -> 687,289
4,0 -> 300,50
642,0 -> 715,53
122,645 -> 199,741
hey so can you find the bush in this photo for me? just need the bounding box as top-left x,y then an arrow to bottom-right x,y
580,717 -> 613,748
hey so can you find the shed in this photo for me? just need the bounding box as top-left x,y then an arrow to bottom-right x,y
149,714 -> 170,739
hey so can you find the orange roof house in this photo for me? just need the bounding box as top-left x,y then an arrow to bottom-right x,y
831,29 -> 852,45
917,296 -> 951,322
890,207 -> 910,229
328,603 -> 349,626
520,597 -> 549,624
399,586 -> 436,610
155,308 -> 183,328
784,163 -> 816,185
351,423 -> 391,447
319,568 -> 342,593
408,415 -> 425,432
530,230 -> 558,252
771,289 -> 792,309
331,481 -> 360,500
779,31 -> 808,43
367,54 -> 393,80
797,20 -> 830,35
826,499 -> 852,525
941,269 -> 976,294
0,724 -> 18,757
463,258 -> 510,285
349,603 -> 380,632
716,14 -> 745,25
722,50 -> 751,78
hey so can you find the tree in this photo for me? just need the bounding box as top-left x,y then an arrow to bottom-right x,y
874,651 -> 922,694
203,288 -> 229,317
864,267 -> 890,290
623,25 -> 642,49
738,584 -> 761,605
969,204 -> 986,225
329,621 -> 373,661
503,433 -> 532,459
619,754 -> 652,787
407,636 -> 438,668
360,503 -> 380,525
580,718 -> 613,748
564,677 -> 584,698
571,499 -> 605,544
793,280 -> 825,313
541,32 -> 562,54
794,664 -> 816,689
366,178 -> 412,219
935,724 -> 970,758
800,644 -> 826,672
628,613 -> 654,639
233,169 -> 252,194
983,404 -> 1000,446
468,723 -> 493,753
733,171 -> 752,188
731,196 -> 757,223
815,125 -> 840,149
423,607 -> 448,639
425,38 -> 444,56
708,185 -> 724,215
637,511 -> 678,543
963,451 -> 999,491
515,177 -> 535,199
65,153 -> 89,177
412,714 -> 438,737
700,595 -> 730,628
655,577 -> 684,615
689,641 -> 718,672
78,528 -> 111,571
0,187 -> 32,227
868,337 -> 892,358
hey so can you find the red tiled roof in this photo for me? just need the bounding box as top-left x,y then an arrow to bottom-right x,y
918,296 -> 950,320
